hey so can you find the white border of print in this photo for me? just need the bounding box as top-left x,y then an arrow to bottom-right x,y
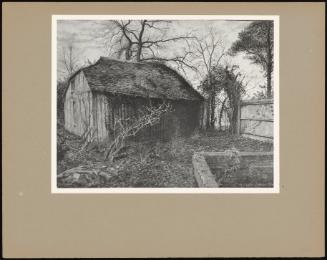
51,15 -> 279,194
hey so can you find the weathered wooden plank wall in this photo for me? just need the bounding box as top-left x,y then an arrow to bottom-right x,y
64,71 -> 93,139
65,73 -> 203,144
104,97 -> 201,142
93,93 -> 110,142
239,99 -> 274,142
91,94 -> 174,143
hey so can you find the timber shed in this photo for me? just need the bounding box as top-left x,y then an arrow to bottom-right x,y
63,57 -> 204,142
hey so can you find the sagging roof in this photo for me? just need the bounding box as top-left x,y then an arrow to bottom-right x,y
70,57 -> 203,101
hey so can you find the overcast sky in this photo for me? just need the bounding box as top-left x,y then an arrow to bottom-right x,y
57,19 -> 267,98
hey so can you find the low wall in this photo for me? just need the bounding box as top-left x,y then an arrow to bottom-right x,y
240,99 -> 274,142
192,153 -> 218,188
192,152 -> 274,188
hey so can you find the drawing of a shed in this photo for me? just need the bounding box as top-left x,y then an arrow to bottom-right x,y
63,57 -> 204,142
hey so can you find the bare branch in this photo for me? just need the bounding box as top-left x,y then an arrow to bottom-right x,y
104,103 -> 172,162
143,36 -> 195,45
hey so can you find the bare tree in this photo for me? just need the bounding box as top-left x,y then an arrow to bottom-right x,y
188,28 -> 226,128
58,42 -> 80,79
94,20 -> 195,67
57,40 -> 87,126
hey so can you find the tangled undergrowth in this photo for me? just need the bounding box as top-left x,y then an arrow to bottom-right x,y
57,125 -> 273,188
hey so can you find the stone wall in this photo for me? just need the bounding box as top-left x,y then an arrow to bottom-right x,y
192,153 -> 218,188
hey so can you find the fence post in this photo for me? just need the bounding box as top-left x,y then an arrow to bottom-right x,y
200,100 -> 207,130
236,98 -> 241,135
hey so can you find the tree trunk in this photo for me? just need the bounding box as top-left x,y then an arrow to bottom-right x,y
230,108 -> 237,134
266,23 -> 273,98
136,20 -> 146,62
267,65 -> 272,98
218,97 -> 227,131
227,93 -> 240,135
210,93 -> 216,128
205,98 -> 211,129
125,41 -> 132,60
136,44 -> 142,62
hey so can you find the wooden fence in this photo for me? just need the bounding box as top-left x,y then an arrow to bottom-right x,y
237,99 -> 274,142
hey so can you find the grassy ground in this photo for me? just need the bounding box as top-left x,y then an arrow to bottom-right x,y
57,127 -> 273,188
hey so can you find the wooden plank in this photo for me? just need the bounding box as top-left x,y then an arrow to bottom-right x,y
241,132 -> 274,139
241,118 -> 274,122
241,99 -> 273,106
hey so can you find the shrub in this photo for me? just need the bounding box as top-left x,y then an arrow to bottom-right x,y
216,147 -> 241,186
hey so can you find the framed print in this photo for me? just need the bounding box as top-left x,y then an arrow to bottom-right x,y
2,2 -> 325,258
52,15 -> 279,193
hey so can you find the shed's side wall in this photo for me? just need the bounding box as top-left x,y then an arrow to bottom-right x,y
65,76 -> 203,143
94,95 -> 202,143
64,72 -> 93,139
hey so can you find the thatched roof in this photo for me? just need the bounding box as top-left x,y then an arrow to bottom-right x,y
70,57 -> 203,101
